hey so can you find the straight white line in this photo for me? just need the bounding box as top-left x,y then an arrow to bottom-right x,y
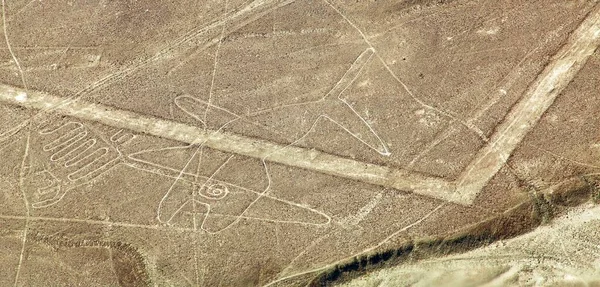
13,130 -> 31,287
455,5 -> 600,202
1,0 -> 27,90
0,214 -> 192,232
0,84 -> 459,203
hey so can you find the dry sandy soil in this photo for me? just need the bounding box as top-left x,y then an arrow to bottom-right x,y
342,203 -> 600,287
1,0 -> 600,286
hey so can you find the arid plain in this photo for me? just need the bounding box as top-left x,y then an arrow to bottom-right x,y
1,0 -> 600,286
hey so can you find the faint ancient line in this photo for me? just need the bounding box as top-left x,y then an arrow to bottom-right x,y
371,203 -> 445,251
369,0 -> 542,41
407,44 -> 542,169
339,191 -> 384,227
0,214 -> 193,232
168,0 -> 295,76
5,0 -> 36,22
279,232 -> 333,276
14,129 -> 31,287
165,155 -> 233,224
192,214 -> 201,287
285,40 -> 364,57
321,0 -> 487,141
1,0 -> 27,89
175,94 -> 291,140
249,47 -> 390,155
409,46 -> 521,62
558,237 -> 575,266
407,125 -> 456,168
466,45 -> 543,127
127,145 -> 202,178
13,226 -> 28,287
17,129 -> 31,211
263,203 -> 445,287
526,143 -> 600,170
195,155 -> 233,200
249,47 -> 375,114
0,212 -> 329,236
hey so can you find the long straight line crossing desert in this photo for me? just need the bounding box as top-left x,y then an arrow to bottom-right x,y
1,4 -> 599,204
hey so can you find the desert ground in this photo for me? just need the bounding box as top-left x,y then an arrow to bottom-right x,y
341,203 -> 600,287
1,0 -> 600,286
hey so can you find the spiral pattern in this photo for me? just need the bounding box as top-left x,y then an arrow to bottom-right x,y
197,182 -> 228,200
